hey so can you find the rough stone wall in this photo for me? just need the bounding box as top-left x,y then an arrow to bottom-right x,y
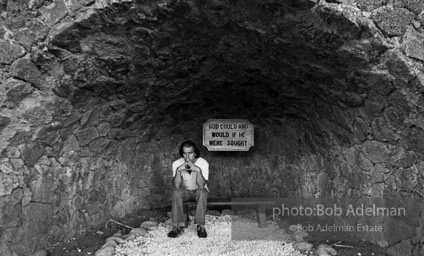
0,1 -> 151,255
1,0 -> 424,255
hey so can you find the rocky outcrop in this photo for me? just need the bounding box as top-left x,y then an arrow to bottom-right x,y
0,0 -> 424,255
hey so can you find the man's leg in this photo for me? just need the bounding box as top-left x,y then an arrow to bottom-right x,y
194,188 -> 208,225
171,187 -> 190,225
195,188 -> 208,238
169,187 -> 190,238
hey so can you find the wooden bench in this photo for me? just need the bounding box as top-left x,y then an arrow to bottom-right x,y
183,199 -> 276,228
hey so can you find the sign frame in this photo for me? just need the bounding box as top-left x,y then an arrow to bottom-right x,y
203,119 -> 254,151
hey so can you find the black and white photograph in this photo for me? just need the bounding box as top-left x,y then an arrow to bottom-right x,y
0,0 -> 424,255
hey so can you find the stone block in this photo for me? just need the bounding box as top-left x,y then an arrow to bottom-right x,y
344,146 -> 359,167
140,220 -> 158,230
9,130 -> 32,147
364,94 -> 386,114
35,127 -> 61,147
49,17 -> 81,52
352,117 -> 368,142
275,219 -> 291,230
21,143 -> 45,167
0,115 -> 11,133
29,171 -> 55,203
106,236 -> 125,244
94,246 -> 115,256
112,232 -> 122,237
25,202 -> 53,240
101,240 -> 117,248
384,50 -> 415,82
63,110 -> 82,127
371,7 -> 415,36
412,244 -> 424,256
98,122 -> 111,136
128,227 -> 148,237
404,126 -> 424,152
356,0 -> 389,12
371,117 -> 397,143
362,140 -> 392,164
394,0 -> 424,14
348,169 -> 365,189
39,0 -> 70,27
81,107 -> 103,129
317,172 -> 331,193
313,244 -> 337,256
2,78 -> 34,109
405,28 -> 424,62
384,216 -> 417,246
394,167 -> 418,193
294,230 -> 309,239
22,107 -> 53,126
292,241 -> 313,252
89,137 -> 110,153
50,99 -> 73,119
370,164 -> 386,183
9,58 -> 44,89
369,183 -> 385,197
79,0 -> 95,7
332,106 -> 353,133
0,173 -> 20,197
0,198 -> 22,228
391,148 -> 418,168
76,127 -> 100,146
14,20 -> 49,49
358,69 -> 394,96
0,158 -> 17,174
0,40 -> 26,64
294,234 -> 304,242
109,112 -> 126,127
387,239 -> 413,256
358,152 -> 374,171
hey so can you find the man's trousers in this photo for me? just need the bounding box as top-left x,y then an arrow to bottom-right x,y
171,187 -> 208,226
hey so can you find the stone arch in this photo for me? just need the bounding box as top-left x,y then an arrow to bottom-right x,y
1,0 -> 424,255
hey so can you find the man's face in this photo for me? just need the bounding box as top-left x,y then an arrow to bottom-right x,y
182,146 -> 196,161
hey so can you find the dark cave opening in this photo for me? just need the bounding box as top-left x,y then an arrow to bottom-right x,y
1,0 -> 424,255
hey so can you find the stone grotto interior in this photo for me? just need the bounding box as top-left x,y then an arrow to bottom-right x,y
1,0 -> 424,255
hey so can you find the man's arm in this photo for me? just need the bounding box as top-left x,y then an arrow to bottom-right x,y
173,170 -> 182,188
186,159 -> 208,189
194,167 -> 206,188
173,169 -> 182,188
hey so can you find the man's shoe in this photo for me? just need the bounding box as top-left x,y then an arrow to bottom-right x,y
168,226 -> 184,238
197,225 -> 207,238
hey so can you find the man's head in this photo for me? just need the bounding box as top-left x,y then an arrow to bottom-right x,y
179,140 -> 200,161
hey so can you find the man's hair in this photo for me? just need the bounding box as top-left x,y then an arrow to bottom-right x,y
179,140 -> 201,158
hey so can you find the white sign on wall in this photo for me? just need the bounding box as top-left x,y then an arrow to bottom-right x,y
203,119 -> 254,151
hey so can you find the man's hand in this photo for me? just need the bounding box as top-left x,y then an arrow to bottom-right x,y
177,162 -> 188,172
185,159 -> 200,172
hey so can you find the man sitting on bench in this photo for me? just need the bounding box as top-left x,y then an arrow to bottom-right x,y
168,140 -> 209,238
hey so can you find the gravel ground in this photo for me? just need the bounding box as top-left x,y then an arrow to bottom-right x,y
114,215 -> 304,256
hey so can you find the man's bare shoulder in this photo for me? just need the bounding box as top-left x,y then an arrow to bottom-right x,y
196,157 -> 209,165
172,158 -> 184,165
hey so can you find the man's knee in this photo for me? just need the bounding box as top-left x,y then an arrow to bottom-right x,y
172,188 -> 184,199
196,188 -> 208,197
